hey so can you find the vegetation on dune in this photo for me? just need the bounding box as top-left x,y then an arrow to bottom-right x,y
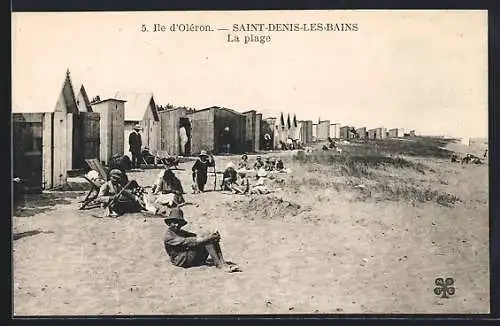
288,136 -> 463,207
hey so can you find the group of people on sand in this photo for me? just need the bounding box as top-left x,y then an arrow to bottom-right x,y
91,149 -> 291,273
220,154 -> 288,195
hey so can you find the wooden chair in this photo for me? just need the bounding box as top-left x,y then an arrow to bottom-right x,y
79,159 -> 108,210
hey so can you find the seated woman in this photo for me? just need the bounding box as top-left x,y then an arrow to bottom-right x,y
250,168 -> 272,195
275,158 -> 284,172
264,158 -> 275,171
253,156 -> 264,170
222,162 -> 238,191
230,170 -> 250,194
96,169 -> 144,217
152,169 -> 185,207
238,154 -> 249,170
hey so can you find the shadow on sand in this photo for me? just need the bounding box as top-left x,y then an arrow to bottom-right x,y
13,192 -> 82,217
13,230 -> 55,240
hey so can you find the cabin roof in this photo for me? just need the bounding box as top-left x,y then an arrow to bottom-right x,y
115,91 -> 159,122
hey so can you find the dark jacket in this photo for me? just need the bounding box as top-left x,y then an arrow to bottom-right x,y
129,130 -> 142,153
164,228 -> 208,267
192,158 -> 215,183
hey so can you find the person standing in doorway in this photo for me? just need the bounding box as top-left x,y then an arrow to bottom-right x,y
192,150 -> 215,192
129,124 -> 143,169
179,125 -> 188,156
221,126 -> 232,154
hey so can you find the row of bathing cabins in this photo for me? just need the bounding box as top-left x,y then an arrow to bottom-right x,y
314,119 -> 416,141
12,70 -> 416,192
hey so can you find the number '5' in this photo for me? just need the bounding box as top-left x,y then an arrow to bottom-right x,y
141,24 -> 148,32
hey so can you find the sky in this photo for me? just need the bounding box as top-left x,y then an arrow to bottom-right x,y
12,10 -> 488,139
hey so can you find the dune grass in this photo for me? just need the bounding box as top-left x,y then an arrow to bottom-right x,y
288,137 -> 461,207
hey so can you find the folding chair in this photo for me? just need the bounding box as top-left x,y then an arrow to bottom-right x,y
79,159 -> 108,210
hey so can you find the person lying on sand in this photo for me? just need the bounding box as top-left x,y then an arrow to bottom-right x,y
96,169 -> 145,217
230,170 -> 250,194
163,208 -> 242,273
250,169 -> 272,195
152,168 -> 185,207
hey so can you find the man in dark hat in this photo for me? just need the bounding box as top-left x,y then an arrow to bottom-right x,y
191,150 -> 215,192
163,208 -> 241,272
129,124 -> 143,168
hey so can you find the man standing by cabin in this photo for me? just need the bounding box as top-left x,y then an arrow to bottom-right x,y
129,124 -> 143,169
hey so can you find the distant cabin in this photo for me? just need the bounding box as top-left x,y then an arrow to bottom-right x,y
188,106 -> 246,155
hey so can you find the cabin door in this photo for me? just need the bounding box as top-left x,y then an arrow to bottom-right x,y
79,112 -> 100,163
179,117 -> 191,156
13,120 -> 43,193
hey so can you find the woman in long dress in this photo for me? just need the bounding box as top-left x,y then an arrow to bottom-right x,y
152,169 -> 186,207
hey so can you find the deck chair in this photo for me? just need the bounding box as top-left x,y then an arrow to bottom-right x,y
79,159 -> 108,210
140,148 -> 160,169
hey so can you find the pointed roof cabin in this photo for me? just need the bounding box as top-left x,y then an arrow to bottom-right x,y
13,69 -> 80,114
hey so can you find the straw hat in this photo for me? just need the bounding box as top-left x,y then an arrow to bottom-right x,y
133,124 -> 143,131
162,208 -> 188,227
225,162 -> 235,170
199,150 -> 209,157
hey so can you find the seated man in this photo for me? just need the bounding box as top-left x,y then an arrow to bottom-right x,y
152,168 -> 185,207
222,162 -> 238,191
96,169 -> 144,217
163,208 -> 241,273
